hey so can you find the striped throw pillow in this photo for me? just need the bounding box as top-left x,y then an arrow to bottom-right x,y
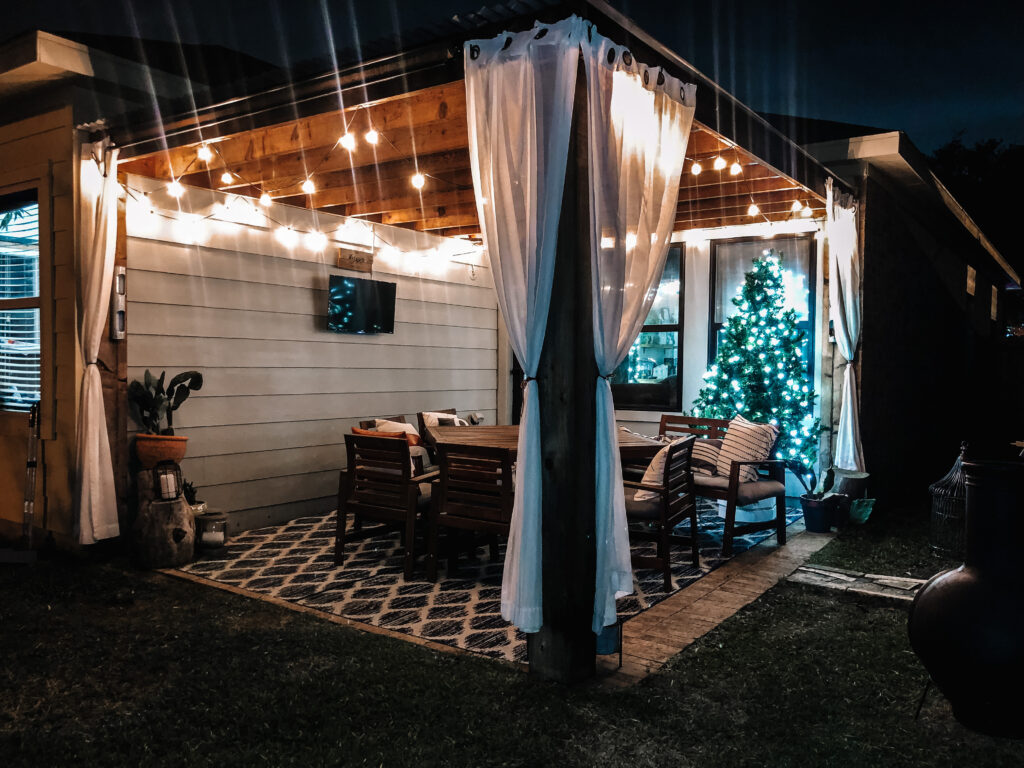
691,438 -> 722,476
715,415 -> 779,482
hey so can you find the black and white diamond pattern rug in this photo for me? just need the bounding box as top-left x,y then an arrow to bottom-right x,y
179,500 -> 800,663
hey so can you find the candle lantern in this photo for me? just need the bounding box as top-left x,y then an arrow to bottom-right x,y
153,461 -> 182,501
196,511 -> 228,550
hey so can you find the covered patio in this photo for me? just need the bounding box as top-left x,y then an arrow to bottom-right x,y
104,0 -> 851,682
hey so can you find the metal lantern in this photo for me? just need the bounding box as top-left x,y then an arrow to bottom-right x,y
153,461 -> 183,501
929,443 -> 967,559
196,510 -> 228,549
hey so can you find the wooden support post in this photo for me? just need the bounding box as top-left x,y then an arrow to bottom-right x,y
528,62 -> 597,683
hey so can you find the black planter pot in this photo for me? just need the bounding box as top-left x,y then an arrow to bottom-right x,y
908,460 -> 1024,738
800,496 -> 832,533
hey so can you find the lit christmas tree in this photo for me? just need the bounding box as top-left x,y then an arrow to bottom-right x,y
692,251 -> 819,472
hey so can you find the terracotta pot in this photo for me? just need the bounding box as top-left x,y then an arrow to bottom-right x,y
908,460 -> 1024,737
135,433 -> 188,469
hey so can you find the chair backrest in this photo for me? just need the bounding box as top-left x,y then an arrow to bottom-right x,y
660,414 -> 731,441
343,433 -> 415,514
662,436 -> 697,518
358,415 -> 406,430
435,443 -> 515,525
417,408 -> 457,444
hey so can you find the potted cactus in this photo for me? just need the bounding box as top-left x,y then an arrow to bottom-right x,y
128,369 -> 203,468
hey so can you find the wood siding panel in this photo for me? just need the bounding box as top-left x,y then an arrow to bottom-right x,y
127,197 -> 497,529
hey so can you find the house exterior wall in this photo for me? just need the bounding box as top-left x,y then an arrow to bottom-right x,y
615,219 -> 828,492
0,106 -> 78,543
124,176 -> 496,532
859,168 -> 1011,503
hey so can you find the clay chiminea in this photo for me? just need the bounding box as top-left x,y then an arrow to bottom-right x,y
908,459 -> 1024,737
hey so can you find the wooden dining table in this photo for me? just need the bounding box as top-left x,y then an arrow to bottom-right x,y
428,424 -> 664,463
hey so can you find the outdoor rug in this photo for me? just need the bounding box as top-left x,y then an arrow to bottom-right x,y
179,499 -> 801,663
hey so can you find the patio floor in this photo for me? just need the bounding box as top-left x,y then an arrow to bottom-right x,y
167,500 -> 823,676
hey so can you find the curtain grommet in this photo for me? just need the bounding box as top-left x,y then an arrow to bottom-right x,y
622,51 -> 633,66
534,28 -> 548,39
502,36 -> 513,50
469,44 -> 481,60
643,69 -> 650,86
606,47 -> 616,65
657,71 -> 665,86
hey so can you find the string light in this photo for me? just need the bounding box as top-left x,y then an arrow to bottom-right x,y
364,128 -> 379,145
729,162 -> 743,175
167,179 -> 185,198
691,161 -> 702,175
713,156 -> 727,171
304,230 -> 328,250
301,178 -> 316,195
197,145 -> 213,162
275,226 -> 298,248
339,133 -> 356,151
220,171 -> 233,185
259,192 -> 272,207
747,202 -> 760,217
411,173 -> 425,189
801,205 -> 813,218
790,200 -> 804,212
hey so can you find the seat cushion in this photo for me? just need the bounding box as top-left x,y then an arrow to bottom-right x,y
716,414 -> 779,482
624,488 -> 662,520
693,474 -> 785,506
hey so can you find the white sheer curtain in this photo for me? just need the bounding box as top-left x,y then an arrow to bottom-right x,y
465,17 -> 583,632
75,139 -> 121,544
581,27 -> 696,631
826,177 -> 865,472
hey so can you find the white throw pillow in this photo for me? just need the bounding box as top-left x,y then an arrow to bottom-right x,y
375,418 -> 420,436
715,414 -> 779,482
421,411 -> 468,427
634,437 -> 690,502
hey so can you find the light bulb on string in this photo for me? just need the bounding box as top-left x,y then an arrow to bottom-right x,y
197,145 -> 213,162
220,171 -> 233,185
790,200 -> 803,213
167,179 -> 185,198
275,226 -> 298,248
712,156 -> 726,171
339,133 -> 356,151
364,128 -> 379,145
301,178 -> 316,195
747,202 -> 760,217
411,173 -> 426,189
729,162 -> 742,175
305,230 -> 328,251
801,205 -> 813,218
691,161 -> 702,175
259,192 -> 272,207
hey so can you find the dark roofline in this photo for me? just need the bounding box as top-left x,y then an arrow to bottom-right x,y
112,0 -> 849,199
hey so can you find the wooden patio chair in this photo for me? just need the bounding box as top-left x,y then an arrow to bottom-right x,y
623,435 -> 699,591
662,415 -> 787,557
426,443 -> 514,582
335,433 -> 438,579
417,408 -> 458,462
356,415 -> 431,474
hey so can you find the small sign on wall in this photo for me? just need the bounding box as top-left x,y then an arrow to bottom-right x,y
337,247 -> 373,273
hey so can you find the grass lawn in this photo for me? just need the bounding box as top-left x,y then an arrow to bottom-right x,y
3,532 -> 1021,767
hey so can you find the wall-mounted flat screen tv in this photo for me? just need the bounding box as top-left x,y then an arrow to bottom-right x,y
327,275 -> 397,334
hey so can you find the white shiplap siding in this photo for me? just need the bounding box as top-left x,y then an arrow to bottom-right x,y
126,176 -> 496,531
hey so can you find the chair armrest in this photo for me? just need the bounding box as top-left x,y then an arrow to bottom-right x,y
727,458 -> 787,486
622,479 -> 665,494
411,469 -> 440,483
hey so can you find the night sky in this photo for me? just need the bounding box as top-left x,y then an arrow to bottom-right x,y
4,0 -> 1021,153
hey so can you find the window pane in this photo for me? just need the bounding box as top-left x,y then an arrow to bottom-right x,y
643,250 -> 680,325
0,200 -> 40,300
714,236 -> 811,323
0,308 -> 41,411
